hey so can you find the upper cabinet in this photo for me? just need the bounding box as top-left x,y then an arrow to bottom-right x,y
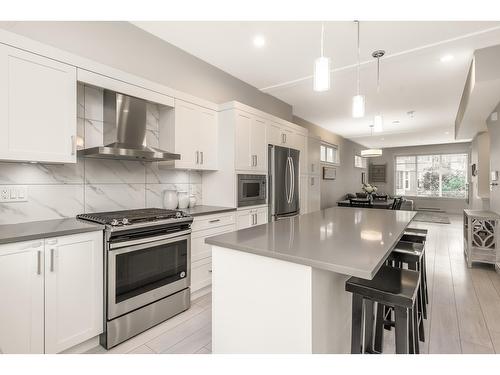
234,111 -> 267,172
267,121 -> 308,173
0,44 -> 77,164
160,99 -> 218,170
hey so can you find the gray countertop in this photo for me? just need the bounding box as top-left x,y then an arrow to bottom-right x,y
181,205 -> 236,217
0,218 -> 104,245
206,207 -> 416,279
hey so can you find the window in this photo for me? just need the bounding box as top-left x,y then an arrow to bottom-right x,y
395,153 -> 468,198
320,143 -> 339,164
354,155 -> 366,169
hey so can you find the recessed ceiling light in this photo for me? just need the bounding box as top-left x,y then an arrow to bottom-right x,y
440,54 -> 454,63
252,35 -> 266,48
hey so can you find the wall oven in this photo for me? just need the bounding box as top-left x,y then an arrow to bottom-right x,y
237,174 -> 267,207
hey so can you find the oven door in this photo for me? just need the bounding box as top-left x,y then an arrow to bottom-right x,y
107,231 -> 191,320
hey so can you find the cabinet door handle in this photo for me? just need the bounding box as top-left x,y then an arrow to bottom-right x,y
209,219 -> 221,223
36,250 -> 42,275
284,134 -> 287,144
200,151 -> 204,165
195,151 -> 199,164
50,248 -> 55,272
255,155 -> 258,167
311,163 -> 315,173
311,177 -> 315,186
71,135 -> 76,155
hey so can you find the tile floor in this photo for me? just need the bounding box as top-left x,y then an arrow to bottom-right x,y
86,214 -> 500,354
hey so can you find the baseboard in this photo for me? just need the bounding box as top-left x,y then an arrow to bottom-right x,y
417,207 -> 445,212
60,336 -> 100,354
191,285 -> 211,301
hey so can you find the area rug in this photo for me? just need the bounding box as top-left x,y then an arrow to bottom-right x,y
412,212 -> 451,224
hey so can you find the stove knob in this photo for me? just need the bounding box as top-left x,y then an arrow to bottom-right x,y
176,211 -> 182,218
110,219 -> 120,226
122,218 -> 129,225
180,271 -> 186,278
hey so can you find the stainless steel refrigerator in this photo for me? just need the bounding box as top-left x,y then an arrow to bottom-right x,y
268,145 -> 300,221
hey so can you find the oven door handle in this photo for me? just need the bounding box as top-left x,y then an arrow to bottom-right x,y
109,230 -> 192,252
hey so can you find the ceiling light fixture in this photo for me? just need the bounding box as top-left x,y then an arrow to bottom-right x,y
313,23 -> 331,92
440,54 -> 454,63
352,21 -> 365,118
253,35 -> 266,48
372,49 -> 385,132
361,124 -> 383,158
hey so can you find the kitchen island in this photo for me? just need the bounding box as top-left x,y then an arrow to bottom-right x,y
206,207 -> 416,354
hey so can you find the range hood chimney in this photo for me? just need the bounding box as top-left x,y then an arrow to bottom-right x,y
77,90 -> 180,162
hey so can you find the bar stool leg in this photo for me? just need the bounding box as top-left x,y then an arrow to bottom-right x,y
351,294 -> 364,354
374,302 -> 385,353
412,304 -> 420,353
422,254 -> 429,303
394,306 -> 409,354
363,299 -> 375,353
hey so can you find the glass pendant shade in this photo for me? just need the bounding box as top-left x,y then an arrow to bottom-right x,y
361,149 -> 383,157
373,114 -> 383,132
313,56 -> 331,92
352,94 -> 365,118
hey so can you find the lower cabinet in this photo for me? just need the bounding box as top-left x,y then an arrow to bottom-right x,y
236,206 -> 268,230
190,212 -> 236,294
0,231 -> 103,354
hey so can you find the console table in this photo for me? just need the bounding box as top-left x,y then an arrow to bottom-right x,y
463,209 -> 500,272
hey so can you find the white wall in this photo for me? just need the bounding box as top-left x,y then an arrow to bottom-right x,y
369,142 -> 471,214
469,132 -> 490,210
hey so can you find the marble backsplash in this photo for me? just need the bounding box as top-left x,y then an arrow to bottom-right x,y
0,84 -> 202,225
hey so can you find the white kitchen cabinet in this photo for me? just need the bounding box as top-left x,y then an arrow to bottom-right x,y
267,122 -> 293,147
0,44 -> 77,164
191,257 -> 213,293
235,112 -> 267,172
160,99 -> 218,170
308,136 -> 321,176
0,240 -> 44,354
307,175 -> 321,212
237,206 -> 268,230
0,231 -> 103,354
44,231 -> 103,354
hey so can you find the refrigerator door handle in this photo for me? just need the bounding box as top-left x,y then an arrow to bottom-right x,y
285,156 -> 290,204
287,156 -> 294,203
291,156 -> 295,203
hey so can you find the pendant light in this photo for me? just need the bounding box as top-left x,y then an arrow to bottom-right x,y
352,21 -> 365,118
361,124 -> 383,157
372,49 -> 385,132
313,23 -> 331,92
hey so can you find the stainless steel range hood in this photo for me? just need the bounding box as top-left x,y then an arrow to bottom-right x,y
78,90 -> 180,162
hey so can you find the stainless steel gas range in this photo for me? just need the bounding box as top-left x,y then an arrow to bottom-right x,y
77,208 -> 193,349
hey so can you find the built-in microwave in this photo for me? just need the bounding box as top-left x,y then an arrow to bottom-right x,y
237,174 -> 267,207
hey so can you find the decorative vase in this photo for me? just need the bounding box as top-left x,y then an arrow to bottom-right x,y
177,191 -> 190,209
162,189 -> 178,209
189,195 -> 197,208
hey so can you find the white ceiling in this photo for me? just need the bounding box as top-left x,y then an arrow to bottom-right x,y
132,21 -> 500,148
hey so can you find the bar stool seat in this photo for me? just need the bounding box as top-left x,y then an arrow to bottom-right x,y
346,265 -> 420,354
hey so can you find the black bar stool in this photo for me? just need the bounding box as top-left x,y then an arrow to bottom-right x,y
401,228 -> 429,306
346,265 -> 421,354
383,241 -> 426,343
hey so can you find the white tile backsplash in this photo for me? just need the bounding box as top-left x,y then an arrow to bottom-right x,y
84,85 -> 104,122
0,185 -> 84,224
84,159 -> 145,184
85,184 -> 146,212
0,84 -> 202,225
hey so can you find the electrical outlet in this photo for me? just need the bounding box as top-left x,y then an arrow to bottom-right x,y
0,186 -> 28,203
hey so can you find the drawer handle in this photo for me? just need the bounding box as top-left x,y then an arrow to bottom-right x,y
209,219 -> 221,223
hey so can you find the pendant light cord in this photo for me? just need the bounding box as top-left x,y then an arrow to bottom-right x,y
356,20 -> 360,95
376,55 -> 381,93
320,22 -> 324,57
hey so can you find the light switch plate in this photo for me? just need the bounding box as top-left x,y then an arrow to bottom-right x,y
0,186 -> 28,202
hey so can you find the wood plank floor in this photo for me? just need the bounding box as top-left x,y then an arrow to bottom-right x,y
86,214 -> 500,354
